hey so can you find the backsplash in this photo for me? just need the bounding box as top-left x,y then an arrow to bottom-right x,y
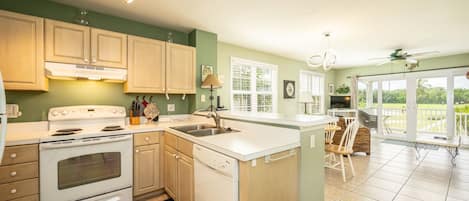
6,80 -> 193,122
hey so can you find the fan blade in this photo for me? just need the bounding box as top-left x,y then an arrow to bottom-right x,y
369,57 -> 391,61
408,51 -> 439,57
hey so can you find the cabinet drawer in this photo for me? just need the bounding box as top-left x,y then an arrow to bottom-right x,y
10,194 -> 38,201
1,145 -> 38,166
165,133 -> 177,148
177,138 -> 193,158
0,162 -> 38,184
134,132 -> 160,146
0,178 -> 38,201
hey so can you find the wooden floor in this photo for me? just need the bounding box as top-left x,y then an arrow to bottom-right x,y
144,194 -> 169,201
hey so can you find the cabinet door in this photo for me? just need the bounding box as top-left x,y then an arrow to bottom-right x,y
164,145 -> 178,199
166,43 -> 196,94
0,10 -> 47,91
91,28 -> 127,68
45,19 -> 90,65
177,153 -> 194,201
125,36 -> 165,93
134,144 -> 160,196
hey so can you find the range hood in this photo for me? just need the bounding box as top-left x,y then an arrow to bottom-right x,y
45,62 -> 127,82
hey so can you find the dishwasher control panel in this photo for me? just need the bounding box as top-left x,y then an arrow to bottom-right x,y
193,144 -> 238,177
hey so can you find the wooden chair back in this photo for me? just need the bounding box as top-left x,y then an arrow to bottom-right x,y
325,121 -> 337,144
338,120 -> 360,153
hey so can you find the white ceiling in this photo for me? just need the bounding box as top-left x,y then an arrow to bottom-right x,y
53,0 -> 469,68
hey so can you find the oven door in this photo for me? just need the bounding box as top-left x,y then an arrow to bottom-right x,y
40,134 -> 132,201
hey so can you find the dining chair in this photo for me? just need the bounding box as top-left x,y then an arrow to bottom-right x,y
344,116 -> 356,127
325,121 -> 338,145
324,120 -> 360,182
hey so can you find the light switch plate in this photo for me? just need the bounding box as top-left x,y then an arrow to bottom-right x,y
310,135 -> 315,148
201,94 -> 206,102
167,104 -> 175,112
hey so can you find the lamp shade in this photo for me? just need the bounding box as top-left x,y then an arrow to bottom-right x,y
299,92 -> 314,103
466,71 -> 469,79
201,74 -> 222,89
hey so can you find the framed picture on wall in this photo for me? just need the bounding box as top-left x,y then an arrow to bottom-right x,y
328,83 -> 335,95
283,80 -> 295,99
201,65 -> 213,82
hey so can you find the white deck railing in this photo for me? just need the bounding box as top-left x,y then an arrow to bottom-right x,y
361,108 -> 469,136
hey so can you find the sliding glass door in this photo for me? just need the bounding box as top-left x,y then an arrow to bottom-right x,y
416,77 -> 447,136
357,67 -> 469,141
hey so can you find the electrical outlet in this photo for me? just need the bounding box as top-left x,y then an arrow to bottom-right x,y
201,94 -> 206,102
310,135 -> 315,148
167,104 -> 175,112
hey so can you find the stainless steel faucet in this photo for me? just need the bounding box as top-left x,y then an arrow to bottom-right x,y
193,109 -> 222,128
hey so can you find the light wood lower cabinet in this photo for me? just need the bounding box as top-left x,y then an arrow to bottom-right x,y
0,10 -> 47,91
239,148 -> 299,201
0,144 -> 39,201
164,133 -> 194,201
164,145 -> 178,199
133,132 -> 164,197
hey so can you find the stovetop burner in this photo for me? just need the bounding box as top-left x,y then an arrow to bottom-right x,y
102,125 -> 124,131
52,128 -> 83,136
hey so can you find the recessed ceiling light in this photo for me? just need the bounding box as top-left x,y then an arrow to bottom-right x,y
124,0 -> 134,4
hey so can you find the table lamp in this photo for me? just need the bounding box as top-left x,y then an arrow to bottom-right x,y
201,74 -> 222,111
299,92 -> 314,114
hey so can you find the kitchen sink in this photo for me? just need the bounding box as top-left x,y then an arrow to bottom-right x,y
170,124 -> 216,133
170,124 -> 239,137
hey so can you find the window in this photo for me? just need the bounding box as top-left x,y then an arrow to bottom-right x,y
299,71 -> 325,114
231,57 -> 278,113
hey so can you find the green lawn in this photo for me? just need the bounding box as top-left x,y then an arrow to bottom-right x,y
360,103 -> 469,113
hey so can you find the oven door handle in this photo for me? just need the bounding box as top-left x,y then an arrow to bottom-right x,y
41,135 -> 132,150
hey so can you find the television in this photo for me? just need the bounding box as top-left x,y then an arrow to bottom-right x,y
330,96 -> 351,109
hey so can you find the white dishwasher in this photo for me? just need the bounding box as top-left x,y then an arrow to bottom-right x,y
193,144 -> 239,201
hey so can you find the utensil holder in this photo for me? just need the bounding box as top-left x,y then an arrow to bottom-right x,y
130,116 -> 140,125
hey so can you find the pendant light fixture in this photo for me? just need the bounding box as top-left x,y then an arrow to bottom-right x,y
306,32 -> 337,71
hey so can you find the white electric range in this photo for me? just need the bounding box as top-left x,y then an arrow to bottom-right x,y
40,105 -> 133,201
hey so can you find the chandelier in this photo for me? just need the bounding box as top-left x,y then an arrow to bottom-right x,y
306,32 -> 337,71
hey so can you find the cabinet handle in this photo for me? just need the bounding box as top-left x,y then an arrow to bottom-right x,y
10,171 -> 17,177
10,189 -> 17,194
172,154 -> 177,158
135,150 -> 139,153
144,137 -> 150,141
84,58 -> 89,63
91,58 -> 97,63
175,155 -> 180,159
10,153 -> 17,159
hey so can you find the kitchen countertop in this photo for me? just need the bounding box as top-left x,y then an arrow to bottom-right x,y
197,111 -> 335,130
4,113 -> 329,161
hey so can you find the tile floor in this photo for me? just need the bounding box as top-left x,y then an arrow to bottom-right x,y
325,138 -> 469,201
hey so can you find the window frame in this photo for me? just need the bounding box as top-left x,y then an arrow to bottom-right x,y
230,57 -> 278,113
299,70 -> 325,114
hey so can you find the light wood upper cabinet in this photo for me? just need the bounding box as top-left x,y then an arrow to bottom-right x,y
91,28 -> 127,68
45,19 -> 90,65
166,43 -> 196,94
45,20 -> 127,69
125,36 -> 165,93
0,10 -> 47,91
177,154 -> 194,201
134,144 -> 161,196
164,145 -> 178,199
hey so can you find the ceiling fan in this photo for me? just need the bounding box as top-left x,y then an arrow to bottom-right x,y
369,49 -> 439,70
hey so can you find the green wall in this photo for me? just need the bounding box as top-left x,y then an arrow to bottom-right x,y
6,80 -> 191,122
217,42 -> 335,115
0,0 -> 188,44
0,0 -> 220,122
334,53 -> 469,88
189,30 -> 219,112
